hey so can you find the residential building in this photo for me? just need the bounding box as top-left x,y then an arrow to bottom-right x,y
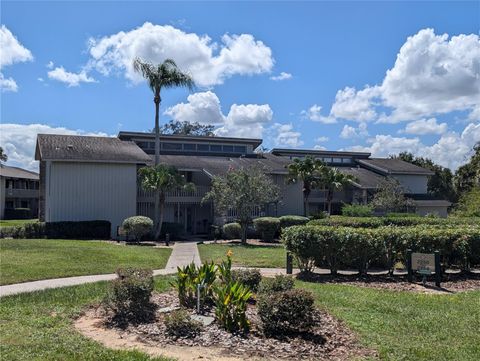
35,132 -> 451,238
0,164 -> 40,219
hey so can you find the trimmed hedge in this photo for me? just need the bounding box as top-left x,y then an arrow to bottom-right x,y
308,216 -> 480,228
123,216 -> 153,242
282,225 -> 480,274
0,220 -> 111,239
279,215 -> 309,229
253,217 -> 280,242
223,222 -> 242,240
341,204 -> 373,217
4,208 -> 32,220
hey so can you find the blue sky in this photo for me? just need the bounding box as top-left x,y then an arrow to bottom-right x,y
1,1 -> 479,171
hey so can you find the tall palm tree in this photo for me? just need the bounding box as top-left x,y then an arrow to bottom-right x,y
139,165 -> 195,241
286,156 -> 325,216
133,58 -> 195,238
320,167 -> 356,215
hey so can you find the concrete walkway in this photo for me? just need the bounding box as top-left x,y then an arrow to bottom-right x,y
165,241 -> 201,270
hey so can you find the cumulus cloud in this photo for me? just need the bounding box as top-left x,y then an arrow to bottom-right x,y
323,29 -> 480,123
301,104 -> 336,124
340,122 -> 369,139
87,22 -> 274,87
47,66 -> 97,87
347,122 -> 480,170
0,123 -> 109,171
271,123 -> 303,148
0,25 -> 33,92
403,118 -> 447,135
165,91 -> 273,138
315,136 -> 329,143
270,72 -> 292,81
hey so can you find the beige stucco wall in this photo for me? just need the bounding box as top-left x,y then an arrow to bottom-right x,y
45,161 -> 137,237
392,174 -> 428,194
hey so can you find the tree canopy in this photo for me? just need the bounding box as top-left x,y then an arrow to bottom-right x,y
0,147 -> 7,162
370,177 -> 416,213
159,120 -> 215,136
454,143 -> 480,197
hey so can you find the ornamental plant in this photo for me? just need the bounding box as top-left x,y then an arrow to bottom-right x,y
213,281 -> 252,332
122,216 -> 153,242
253,217 -> 280,242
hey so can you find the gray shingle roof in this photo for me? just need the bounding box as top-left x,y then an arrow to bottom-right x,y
35,134 -> 151,163
357,158 -> 434,175
337,167 -> 386,189
0,165 -> 39,180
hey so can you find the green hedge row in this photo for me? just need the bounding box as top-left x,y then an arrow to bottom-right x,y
0,220 -> 111,239
308,216 -> 480,229
282,225 -> 480,274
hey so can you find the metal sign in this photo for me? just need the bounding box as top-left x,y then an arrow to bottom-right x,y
411,253 -> 435,272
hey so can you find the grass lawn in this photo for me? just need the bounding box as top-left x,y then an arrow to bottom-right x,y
0,239 -> 172,285
302,281 -> 480,361
198,243 -> 288,268
0,219 -> 38,227
0,277 -> 174,361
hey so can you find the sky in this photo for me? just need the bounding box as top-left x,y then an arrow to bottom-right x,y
1,1 -> 479,172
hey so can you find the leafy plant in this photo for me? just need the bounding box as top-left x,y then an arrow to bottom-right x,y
213,281 -> 252,332
341,204 -> 373,217
258,275 -> 294,295
122,216 -> 153,242
279,215 -> 309,229
222,223 -> 242,240
217,250 -> 233,283
253,217 -> 280,242
231,269 -> 262,292
165,309 -> 203,338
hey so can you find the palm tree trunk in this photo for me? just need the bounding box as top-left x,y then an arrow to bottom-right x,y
155,192 -> 166,241
327,190 -> 333,215
153,91 -> 161,240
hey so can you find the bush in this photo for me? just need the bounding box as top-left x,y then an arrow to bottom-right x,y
309,211 -> 329,219
341,204 -> 373,217
281,226 -> 323,272
213,281 -> 252,332
4,208 -> 32,220
45,220 -> 111,239
253,217 -> 280,242
103,268 -> 154,324
222,222 -> 242,240
122,216 -> 153,242
0,222 -> 45,239
165,309 -> 203,338
258,275 -> 295,294
231,269 -> 262,292
279,215 -> 309,229
258,289 -> 316,335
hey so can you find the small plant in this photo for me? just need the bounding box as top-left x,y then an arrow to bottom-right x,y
122,216 -> 153,242
213,281 -> 252,332
257,289 -> 316,335
222,223 -> 242,240
279,215 -> 309,229
253,217 -> 280,242
103,268 -> 154,325
258,275 -> 295,294
341,204 -> 373,217
217,249 -> 233,283
231,269 -> 262,292
165,309 -> 203,338
309,211 -> 329,220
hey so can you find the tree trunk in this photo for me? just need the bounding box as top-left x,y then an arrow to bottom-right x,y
327,190 -> 333,215
155,192 -> 165,241
241,223 -> 247,244
153,91 -> 161,239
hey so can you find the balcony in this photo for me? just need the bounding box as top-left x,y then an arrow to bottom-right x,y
137,185 -> 211,204
5,188 -> 39,198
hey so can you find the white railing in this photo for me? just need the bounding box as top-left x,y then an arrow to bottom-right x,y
137,185 -> 210,199
225,206 -> 265,222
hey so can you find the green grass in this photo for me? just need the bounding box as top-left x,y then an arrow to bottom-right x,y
0,239 -> 172,285
0,219 -> 38,227
198,243 -> 288,268
301,281 -> 480,361
0,277 -> 174,361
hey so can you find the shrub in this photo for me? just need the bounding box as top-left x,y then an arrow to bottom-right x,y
258,275 -> 295,294
0,222 -> 46,239
213,281 -> 252,332
122,216 -> 153,242
253,217 -> 280,242
281,226 -> 323,272
103,268 -> 154,324
222,223 -> 242,240
231,269 -> 262,292
341,204 -> 373,217
165,309 -> 203,338
279,215 -> 309,229
258,289 -> 316,335
45,220 -> 111,239
309,211 -> 329,219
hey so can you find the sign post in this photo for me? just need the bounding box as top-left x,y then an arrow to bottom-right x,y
408,250 -> 441,288
286,252 -> 293,275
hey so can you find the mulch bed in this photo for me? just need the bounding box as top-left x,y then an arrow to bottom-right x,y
96,291 -> 376,360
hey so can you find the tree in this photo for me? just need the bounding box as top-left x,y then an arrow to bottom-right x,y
138,165 -> 195,241
370,177 -> 416,213
133,58 -> 195,234
202,167 -> 279,244
391,152 -> 456,201
453,187 -> 480,217
286,156 -> 325,216
160,120 -> 215,136
0,147 -> 7,162
454,143 -> 480,198
319,167 -> 356,215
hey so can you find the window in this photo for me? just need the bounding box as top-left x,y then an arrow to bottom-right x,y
323,157 -> 332,163
332,157 -> 342,163
163,142 -> 182,150
223,145 -> 234,152
234,145 -> 247,153
136,141 -> 149,149
21,201 -> 29,208
342,158 -> 352,164
197,144 -> 209,151
183,143 -> 196,151
210,145 -> 222,152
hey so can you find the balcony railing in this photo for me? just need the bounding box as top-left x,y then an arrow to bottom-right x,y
137,185 -> 210,201
5,188 -> 39,198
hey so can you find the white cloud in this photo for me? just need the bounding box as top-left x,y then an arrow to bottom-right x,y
271,123 -> 303,148
270,72 -> 292,81
468,105 -> 480,122
301,104 -> 336,124
403,118 -> 447,135
325,29 -> 480,124
0,123 -> 109,171
0,25 -> 33,92
87,22 -> 274,87
347,122 -> 480,170
340,122 -> 368,139
313,145 -> 327,150
47,66 -> 96,87
166,91 -> 273,138
315,136 -> 329,143
46,61 -> 54,69
0,73 -> 18,92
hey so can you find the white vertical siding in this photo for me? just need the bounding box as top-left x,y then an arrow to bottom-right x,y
47,162 -> 137,237
392,175 -> 428,194
273,174 -> 304,216
0,177 -> 5,219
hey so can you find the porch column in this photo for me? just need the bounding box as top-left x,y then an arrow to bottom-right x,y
362,189 -> 368,205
